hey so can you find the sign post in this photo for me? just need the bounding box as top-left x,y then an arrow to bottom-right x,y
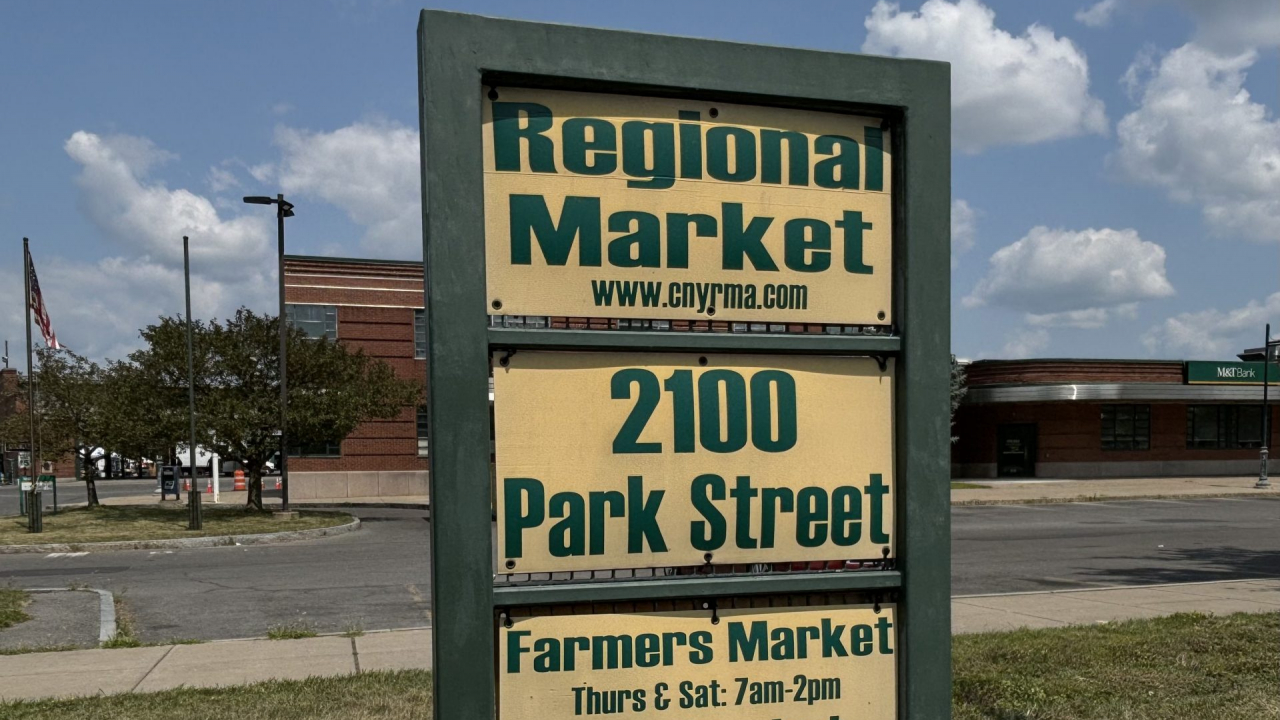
419,11 -> 950,719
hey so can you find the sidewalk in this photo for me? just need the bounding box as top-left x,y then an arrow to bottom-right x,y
0,627 -> 432,702
3,580 -> 1278,702
90,476 -> 1279,510
953,577 -> 1280,633
952,476 -> 1280,504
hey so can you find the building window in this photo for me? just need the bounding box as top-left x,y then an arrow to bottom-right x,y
417,406 -> 429,457
1101,404 -> 1150,451
289,440 -> 341,457
414,309 -> 426,359
286,304 -> 337,340
1186,405 -> 1263,449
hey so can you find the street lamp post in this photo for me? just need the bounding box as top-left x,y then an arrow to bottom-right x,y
1260,323 -> 1276,490
243,194 -> 294,513
183,236 -> 202,530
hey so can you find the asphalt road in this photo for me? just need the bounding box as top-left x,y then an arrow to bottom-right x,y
0,507 -> 432,643
1,497 -> 1278,641
952,495 -> 1280,595
0,478 -> 158,517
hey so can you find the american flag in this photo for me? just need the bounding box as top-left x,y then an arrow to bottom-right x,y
26,247 -> 62,350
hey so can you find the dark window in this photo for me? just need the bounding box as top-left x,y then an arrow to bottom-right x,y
417,406 -> 429,457
289,440 -> 341,457
414,309 -> 426,360
1186,405 -> 1263,449
286,304 -> 337,340
1101,404 -> 1150,450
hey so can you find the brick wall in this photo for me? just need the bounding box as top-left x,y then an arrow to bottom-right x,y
952,401 -> 1280,473
283,256 -> 427,474
964,359 -> 1184,386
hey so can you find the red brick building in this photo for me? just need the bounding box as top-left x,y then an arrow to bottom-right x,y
953,358 -> 1280,479
282,255 -> 429,499
0,366 -> 76,481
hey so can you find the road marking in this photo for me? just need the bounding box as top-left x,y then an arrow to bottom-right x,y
44,552 -> 88,559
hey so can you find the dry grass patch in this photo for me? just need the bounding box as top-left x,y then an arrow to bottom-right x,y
0,506 -> 351,546
0,589 -> 30,630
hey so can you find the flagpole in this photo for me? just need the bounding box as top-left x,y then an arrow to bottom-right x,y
23,238 -> 41,532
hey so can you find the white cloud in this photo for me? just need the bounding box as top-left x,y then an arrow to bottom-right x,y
1025,303 -> 1138,329
1076,0 -> 1118,27
247,163 -> 275,183
863,0 -> 1108,152
951,199 -> 977,268
1114,42 -> 1280,242
965,226 -> 1174,324
5,131 -> 282,360
1000,328 -> 1050,359
66,131 -> 274,282
1143,292 -> 1280,358
207,165 -> 240,193
272,120 -> 420,258
1174,0 -> 1280,52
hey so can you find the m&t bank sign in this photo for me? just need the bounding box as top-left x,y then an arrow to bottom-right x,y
1185,361 -> 1280,385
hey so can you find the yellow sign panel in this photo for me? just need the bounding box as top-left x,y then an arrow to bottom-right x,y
482,88 -> 893,324
499,604 -> 897,720
493,352 -> 895,573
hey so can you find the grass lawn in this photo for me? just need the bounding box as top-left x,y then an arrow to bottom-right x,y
954,612 -> 1280,719
952,482 -> 990,490
0,506 -> 352,546
1,613 -> 1275,719
2,671 -> 433,720
0,589 -> 30,630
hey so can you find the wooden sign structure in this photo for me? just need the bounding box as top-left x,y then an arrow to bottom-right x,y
419,10 -> 951,719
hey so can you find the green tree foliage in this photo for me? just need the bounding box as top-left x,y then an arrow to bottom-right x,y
22,349 -> 113,505
131,308 -> 421,510
951,354 -> 967,443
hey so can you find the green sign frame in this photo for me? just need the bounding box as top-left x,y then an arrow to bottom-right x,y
418,10 -> 951,719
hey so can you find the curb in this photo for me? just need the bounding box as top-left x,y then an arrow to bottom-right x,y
23,587 -> 116,643
0,515 -> 360,555
953,576 -> 1280,600
294,502 -> 429,511
951,491 -> 1280,507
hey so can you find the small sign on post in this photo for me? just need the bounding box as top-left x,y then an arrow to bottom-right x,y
160,465 -> 180,501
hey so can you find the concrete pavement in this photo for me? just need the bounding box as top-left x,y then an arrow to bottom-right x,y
4,580 -> 1278,702
953,578 -> 1280,633
87,475 -> 1279,510
953,475 -> 1280,504
0,628 -> 433,702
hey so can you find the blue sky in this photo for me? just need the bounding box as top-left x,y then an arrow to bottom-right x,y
1,0 -> 1278,361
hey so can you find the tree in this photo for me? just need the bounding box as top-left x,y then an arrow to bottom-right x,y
132,308 -> 421,511
23,348 -> 114,506
100,360 -> 187,475
950,354 -> 967,443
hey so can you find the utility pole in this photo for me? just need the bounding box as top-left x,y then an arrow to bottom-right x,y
1259,323 -> 1274,489
184,236 -> 203,529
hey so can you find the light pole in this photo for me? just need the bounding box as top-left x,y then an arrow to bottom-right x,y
183,236 -> 202,530
243,194 -> 294,513
1259,323 -> 1277,489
